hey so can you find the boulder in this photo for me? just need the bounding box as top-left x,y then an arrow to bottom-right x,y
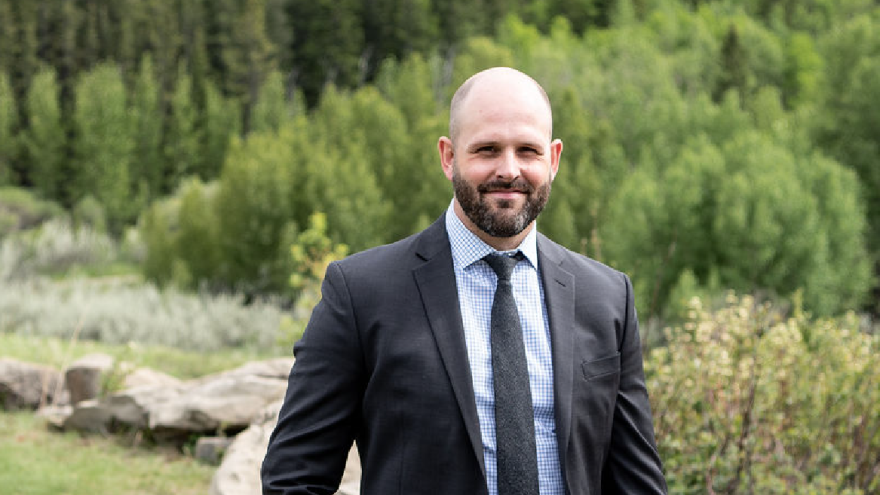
210,399 -> 362,495
62,399 -> 114,434
64,353 -> 115,404
195,436 -> 236,465
36,404 -> 73,429
147,365 -> 290,436
0,358 -> 66,410
122,367 -> 181,390
61,358 -> 293,441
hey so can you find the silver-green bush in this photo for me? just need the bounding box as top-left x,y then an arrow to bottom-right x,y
648,295 -> 879,494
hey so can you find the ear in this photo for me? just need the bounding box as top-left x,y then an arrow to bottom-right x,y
438,136 -> 455,181
549,138 -> 563,181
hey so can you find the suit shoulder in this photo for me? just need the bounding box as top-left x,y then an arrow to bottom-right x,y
538,234 -> 629,287
332,227 -> 434,279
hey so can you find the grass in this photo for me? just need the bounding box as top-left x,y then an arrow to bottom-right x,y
0,411 -> 215,495
0,331 -> 285,380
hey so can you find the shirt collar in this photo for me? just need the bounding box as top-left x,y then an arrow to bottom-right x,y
445,200 -> 539,271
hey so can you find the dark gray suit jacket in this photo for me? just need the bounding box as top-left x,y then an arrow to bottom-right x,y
262,214 -> 667,494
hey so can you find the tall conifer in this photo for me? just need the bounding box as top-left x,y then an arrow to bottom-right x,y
22,67 -> 65,201
0,72 -> 16,185
73,63 -> 137,233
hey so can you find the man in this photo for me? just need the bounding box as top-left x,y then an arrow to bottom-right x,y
262,67 -> 667,495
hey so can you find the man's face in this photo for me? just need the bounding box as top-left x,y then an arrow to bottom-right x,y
441,73 -> 561,241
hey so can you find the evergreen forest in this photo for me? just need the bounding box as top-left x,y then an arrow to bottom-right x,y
1,0 -> 879,322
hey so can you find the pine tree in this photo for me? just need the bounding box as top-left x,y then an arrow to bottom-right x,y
251,69 -> 286,134
199,79 -> 241,181
714,25 -> 749,102
285,0 -> 364,106
22,67 -> 65,201
0,71 -> 16,185
6,1 -> 40,124
216,132 -> 296,295
0,1 -> 14,76
363,0 -> 438,78
220,0 -> 276,132
164,65 -> 201,192
72,63 -> 138,233
130,55 -> 164,199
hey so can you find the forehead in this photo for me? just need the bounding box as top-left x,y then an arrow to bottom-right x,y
455,82 -> 553,144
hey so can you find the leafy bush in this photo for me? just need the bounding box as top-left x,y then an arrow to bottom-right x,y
601,127 -> 871,320
0,218 -> 118,281
647,294 -> 880,494
0,187 -> 64,237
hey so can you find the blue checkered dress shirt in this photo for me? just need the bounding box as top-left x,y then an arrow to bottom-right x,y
445,203 -> 564,495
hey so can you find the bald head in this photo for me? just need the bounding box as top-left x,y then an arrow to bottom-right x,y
448,67 -> 553,142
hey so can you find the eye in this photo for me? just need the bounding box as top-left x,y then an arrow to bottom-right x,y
518,147 -> 539,155
476,145 -> 496,154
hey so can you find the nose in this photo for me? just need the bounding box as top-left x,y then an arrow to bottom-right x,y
495,148 -> 520,180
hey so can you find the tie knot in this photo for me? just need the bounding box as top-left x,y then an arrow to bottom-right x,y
483,252 -> 523,281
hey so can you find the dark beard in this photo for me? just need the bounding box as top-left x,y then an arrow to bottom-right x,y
452,170 -> 551,238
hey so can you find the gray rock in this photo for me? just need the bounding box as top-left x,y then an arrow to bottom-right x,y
64,353 -> 115,404
0,358 -> 66,410
210,399 -> 362,495
196,436 -> 236,465
147,373 -> 288,434
122,367 -> 181,390
62,399 -> 113,434
61,358 -> 293,440
36,404 -> 73,429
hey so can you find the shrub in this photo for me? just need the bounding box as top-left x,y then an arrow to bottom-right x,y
0,277 -> 284,352
0,218 -> 118,281
0,186 -> 64,237
647,294 -> 880,494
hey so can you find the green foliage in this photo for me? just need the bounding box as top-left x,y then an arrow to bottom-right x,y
363,0 -> 438,78
286,0 -> 364,106
2,1 -> 876,318
647,294 -> 880,494
164,66 -> 201,192
288,212 -> 349,294
0,186 -> 64,237
72,195 -> 107,234
72,64 -> 140,234
22,67 -> 65,202
220,0 -> 275,132
602,128 -> 870,319
0,71 -> 15,185
251,69 -> 287,134
815,13 -> 880,262
215,132 -> 297,296
199,78 -> 241,181
140,178 -> 222,291
280,212 -> 349,346
129,56 -> 163,200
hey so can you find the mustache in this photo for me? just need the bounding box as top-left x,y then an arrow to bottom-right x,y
477,178 -> 533,194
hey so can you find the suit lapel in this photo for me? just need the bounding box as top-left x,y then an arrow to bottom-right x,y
412,217 -> 486,478
537,235 -> 576,480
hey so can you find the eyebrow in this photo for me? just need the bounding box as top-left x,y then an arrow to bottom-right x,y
467,139 -> 545,151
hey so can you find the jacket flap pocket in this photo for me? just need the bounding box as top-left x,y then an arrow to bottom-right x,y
581,353 -> 621,380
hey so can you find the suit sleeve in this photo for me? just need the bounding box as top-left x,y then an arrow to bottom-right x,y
262,261 -> 365,495
602,273 -> 668,494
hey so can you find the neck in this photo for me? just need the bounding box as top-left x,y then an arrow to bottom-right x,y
453,200 -> 533,252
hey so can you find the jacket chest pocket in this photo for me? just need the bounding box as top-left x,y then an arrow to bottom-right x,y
574,352 -> 621,438
581,352 -> 620,381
